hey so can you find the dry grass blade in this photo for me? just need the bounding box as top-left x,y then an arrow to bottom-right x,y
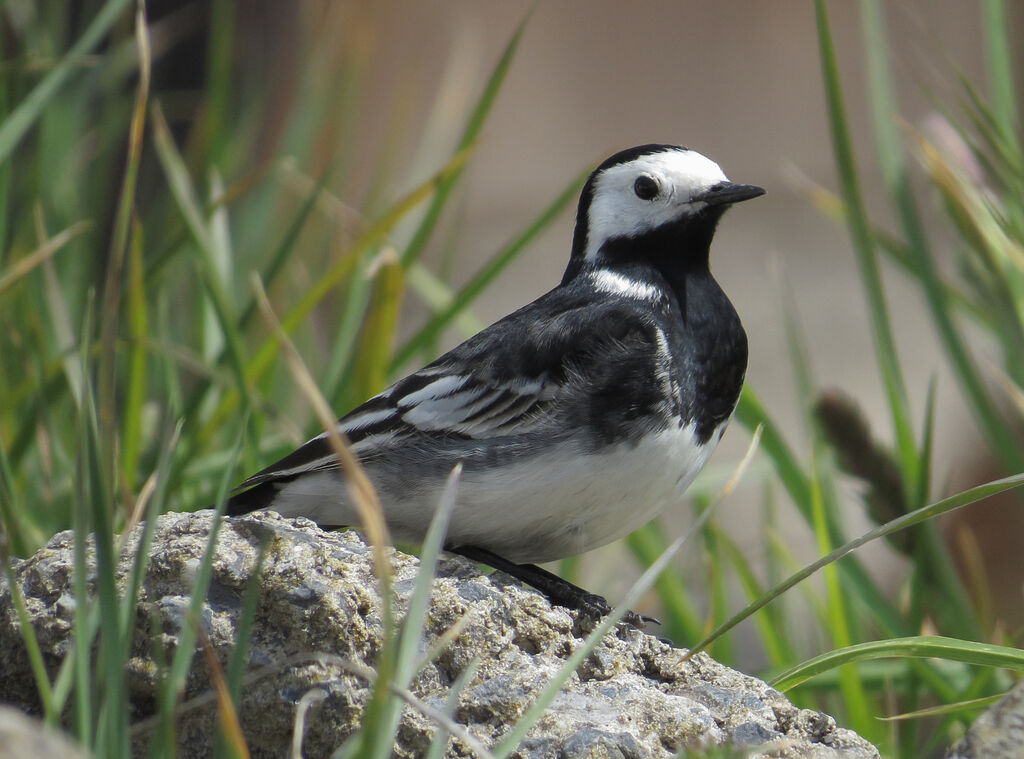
0,220 -> 91,295
876,693 -> 1003,722
192,614 -> 250,759
279,158 -> 367,237
37,209 -> 85,408
99,0 -> 151,472
0,0 -> 133,164
984,356 -> 1024,416
249,273 -> 392,572
916,132 -> 1024,271
118,423 -> 181,548
292,688 -> 328,759
132,651 -> 495,759
716,425 -> 763,502
414,612 -> 474,673
309,655 -> 496,759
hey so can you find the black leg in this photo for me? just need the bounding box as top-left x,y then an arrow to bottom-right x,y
450,544 -> 656,628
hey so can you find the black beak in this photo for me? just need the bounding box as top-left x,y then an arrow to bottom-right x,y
695,182 -> 765,207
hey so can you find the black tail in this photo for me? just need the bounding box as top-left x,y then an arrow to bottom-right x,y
224,481 -> 279,517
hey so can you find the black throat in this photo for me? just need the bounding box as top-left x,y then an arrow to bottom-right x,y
565,208 -> 749,444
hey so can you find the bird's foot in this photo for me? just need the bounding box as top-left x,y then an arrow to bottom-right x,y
449,545 -> 659,630
573,591 -> 659,630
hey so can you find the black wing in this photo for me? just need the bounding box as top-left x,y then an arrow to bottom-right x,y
233,286 -> 670,490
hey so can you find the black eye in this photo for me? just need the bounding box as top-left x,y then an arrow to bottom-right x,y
634,175 -> 659,200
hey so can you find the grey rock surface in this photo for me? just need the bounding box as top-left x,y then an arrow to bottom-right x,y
0,510 -> 881,758
946,680 -> 1024,759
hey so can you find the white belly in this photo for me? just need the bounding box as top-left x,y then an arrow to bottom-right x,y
268,421 -> 725,564
442,421 -> 722,563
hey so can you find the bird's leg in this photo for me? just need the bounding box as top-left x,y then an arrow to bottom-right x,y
449,545 -> 656,628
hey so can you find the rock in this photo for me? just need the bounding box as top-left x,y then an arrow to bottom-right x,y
946,680 -> 1024,759
0,510 -> 881,758
0,706 -> 90,759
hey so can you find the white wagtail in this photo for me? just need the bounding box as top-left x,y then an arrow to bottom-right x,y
227,144 -> 763,620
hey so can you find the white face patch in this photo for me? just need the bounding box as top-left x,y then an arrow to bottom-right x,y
583,148 -> 729,260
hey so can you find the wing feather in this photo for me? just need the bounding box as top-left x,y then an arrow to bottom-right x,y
232,289 -> 662,491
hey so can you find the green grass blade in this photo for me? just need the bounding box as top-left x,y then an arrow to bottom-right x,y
772,636 -> 1024,692
40,226 -> 87,410
0,0 -> 132,165
390,167 -> 587,372
0,535 -> 56,721
236,161 -> 336,331
761,658 -> 969,694
701,511 -> 733,663
0,432 -> 39,557
77,308 -> 129,756
492,531 -> 691,759
907,382 -> 980,641
99,1 -> 151,478
404,262 -> 486,338
151,104 -> 254,416
915,378 -> 936,510
735,387 -> 810,508
195,149 -> 470,448
689,471 -> 1024,659
155,294 -> 184,417
373,466 -> 461,759
120,422 -> 182,641
71,442 -> 95,747
350,251 -> 405,405
204,0 -> 236,165
393,470 -> 459,685
815,0 -> 916,477
225,539 -> 266,702
809,451 -> 874,742
912,134 -> 1024,471
424,659 -> 480,759
881,693 -> 1003,723
982,0 -> 1018,140
0,221 -> 90,297
158,430 -> 245,738
737,386 -> 910,637
120,220 -> 148,489
0,23 -> 8,266
710,522 -> 796,670
400,17 -> 527,268
322,260 -> 378,410
203,169 -> 235,364
625,522 -> 703,645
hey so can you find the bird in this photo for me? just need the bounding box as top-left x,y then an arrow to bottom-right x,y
226,144 -> 764,621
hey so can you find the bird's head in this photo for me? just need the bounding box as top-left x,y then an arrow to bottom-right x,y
566,144 -> 763,281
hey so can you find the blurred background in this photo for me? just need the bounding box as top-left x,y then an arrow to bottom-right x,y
4,2 -> 1024,750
